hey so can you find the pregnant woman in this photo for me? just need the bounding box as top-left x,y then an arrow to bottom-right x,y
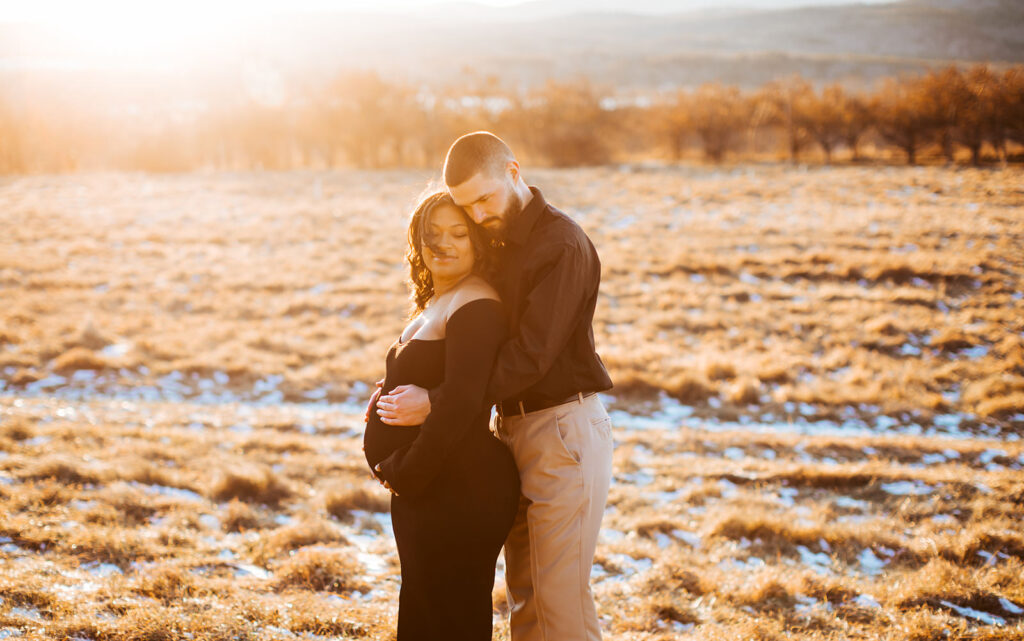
363,190 -> 520,640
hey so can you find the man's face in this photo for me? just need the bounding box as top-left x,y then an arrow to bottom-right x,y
447,166 -> 522,238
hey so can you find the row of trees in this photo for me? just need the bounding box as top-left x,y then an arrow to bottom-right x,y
1,64 -> 1022,172
654,65 -> 1024,165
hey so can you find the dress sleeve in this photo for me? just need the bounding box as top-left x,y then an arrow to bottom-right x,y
374,298 -> 506,499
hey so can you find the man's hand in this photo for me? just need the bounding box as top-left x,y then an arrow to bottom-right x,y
363,379 -> 384,423
376,384 -> 431,426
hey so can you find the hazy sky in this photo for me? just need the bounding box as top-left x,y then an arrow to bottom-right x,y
1,0 -> 895,23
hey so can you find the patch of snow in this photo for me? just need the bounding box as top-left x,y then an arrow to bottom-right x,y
833,496 -> 869,510
101,342 -> 132,358
880,480 -> 933,496
853,594 -> 881,609
25,375 -> 67,391
198,514 -> 221,530
232,563 -> 272,579
672,529 -> 702,549
857,548 -> 887,576
357,551 -> 389,576
717,478 -> 738,498
776,487 -> 799,507
723,447 -> 745,461
722,556 -> 765,572
651,488 -> 684,505
304,387 -> 328,400
978,449 -> 1007,465
1000,598 -> 1023,615
939,600 -> 1005,626
619,470 -> 655,487
369,511 -> 393,537
795,593 -> 833,614
960,345 -> 989,360
138,483 -> 205,502
599,553 -> 653,581
796,545 -> 833,575
83,561 -> 123,577
875,416 -> 899,430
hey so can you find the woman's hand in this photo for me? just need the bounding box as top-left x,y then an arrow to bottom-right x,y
376,384 -> 431,425
363,379 -> 384,423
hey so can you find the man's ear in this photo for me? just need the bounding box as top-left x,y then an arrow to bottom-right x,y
506,160 -> 521,182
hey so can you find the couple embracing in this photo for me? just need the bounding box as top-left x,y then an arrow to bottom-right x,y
362,131 -> 615,641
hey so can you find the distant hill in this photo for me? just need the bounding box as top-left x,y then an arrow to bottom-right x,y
1,0 -> 1022,90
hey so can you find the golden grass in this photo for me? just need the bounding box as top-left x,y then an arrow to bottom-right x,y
18,455 -> 104,485
323,484 -> 391,522
250,518 -> 349,563
208,465 -> 293,507
0,166 -> 1021,640
134,565 -> 197,603
273,546 -> 365,594
52,347 -> 110,373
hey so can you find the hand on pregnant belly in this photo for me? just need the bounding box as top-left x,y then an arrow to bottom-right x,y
376,384 -> 431,426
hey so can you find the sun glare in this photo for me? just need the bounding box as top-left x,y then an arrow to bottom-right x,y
34,2 -> 238,61
7,0 -> 514,65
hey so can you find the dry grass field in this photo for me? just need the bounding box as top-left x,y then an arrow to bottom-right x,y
1,164 -> 1023,640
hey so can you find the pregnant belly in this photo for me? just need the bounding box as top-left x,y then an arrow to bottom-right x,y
363,417 -> 419,469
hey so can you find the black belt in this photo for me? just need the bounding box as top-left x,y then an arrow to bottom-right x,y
497,392 -> 596,417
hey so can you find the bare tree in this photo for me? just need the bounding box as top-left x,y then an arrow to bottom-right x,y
325,71 -> 421,168
922,67 -> 971,164
757,77 -> 814,163
949,65 -> 1000,166
797,84 -> 852,164
838,92 -> 873,162
688,83 -> 750,163
521,79 -> 614,167
997,67 -> 1024,159
656,91 -> 692,162
872,76 -> 938,165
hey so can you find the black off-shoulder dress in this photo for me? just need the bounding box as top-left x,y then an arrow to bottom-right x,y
364,298 -> 520,641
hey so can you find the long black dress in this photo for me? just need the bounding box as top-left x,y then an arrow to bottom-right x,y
363,298 -> 520,641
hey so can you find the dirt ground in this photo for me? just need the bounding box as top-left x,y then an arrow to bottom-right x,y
1,165 -> 1022,639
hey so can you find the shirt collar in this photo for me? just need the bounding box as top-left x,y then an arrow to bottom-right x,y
506,186 -> 546,246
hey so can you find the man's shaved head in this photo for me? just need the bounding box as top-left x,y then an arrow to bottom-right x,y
443,131 -> 515,187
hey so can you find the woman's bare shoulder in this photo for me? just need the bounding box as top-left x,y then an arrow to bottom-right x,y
447,276 -> 501,317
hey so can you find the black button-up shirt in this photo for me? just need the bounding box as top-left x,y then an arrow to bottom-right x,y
484,186 -> 613,406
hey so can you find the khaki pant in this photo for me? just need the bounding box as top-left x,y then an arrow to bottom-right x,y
495,393 -> 614,641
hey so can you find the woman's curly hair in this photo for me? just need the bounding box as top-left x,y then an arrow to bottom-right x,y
406,191 -> 497,315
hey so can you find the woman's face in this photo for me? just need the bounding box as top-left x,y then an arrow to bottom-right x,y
422,203 -> 475,283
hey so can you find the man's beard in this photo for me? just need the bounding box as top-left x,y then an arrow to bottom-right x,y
486,190 -> 523,242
